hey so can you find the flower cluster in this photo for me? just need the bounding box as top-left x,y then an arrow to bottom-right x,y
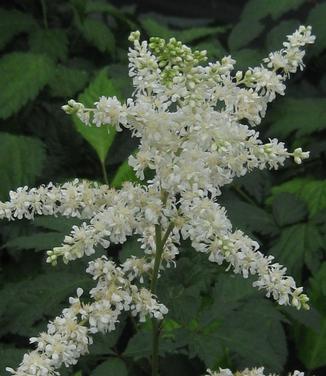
205,368 -> 304,376
6,257 -> 167,376
3,25 -> 314,374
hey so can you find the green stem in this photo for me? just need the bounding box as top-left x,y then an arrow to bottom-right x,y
150,219 -> 174,376
232,184 -> 257,206
40,0 -> 48,29
100,159 -> 109,185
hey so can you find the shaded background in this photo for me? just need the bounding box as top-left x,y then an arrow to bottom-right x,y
0,0 -> 325,375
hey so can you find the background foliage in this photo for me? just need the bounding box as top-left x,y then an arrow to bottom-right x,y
0,0 -> 325,375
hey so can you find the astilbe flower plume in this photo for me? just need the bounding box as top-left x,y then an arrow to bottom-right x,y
1,25 -> 315,375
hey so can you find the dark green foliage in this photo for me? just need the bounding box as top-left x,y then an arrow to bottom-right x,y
0,0 -> 325,375
73,69 -> 119,164
0,133 -> 46,199
0,53 -> 55,119
92,358 -> 128,376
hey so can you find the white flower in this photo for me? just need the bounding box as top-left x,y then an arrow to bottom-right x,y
93,96 -> 127,130
292,147 -> 310,164
4,26 -> 315,374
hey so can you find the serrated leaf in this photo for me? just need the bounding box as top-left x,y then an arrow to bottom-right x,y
228,19 -> 264,51
33,216 -> 82,232
141,18 -> 223,43
85,0 -> 136,27
0,347 -> 27,375
161,284 -> 201,324
73,69 -> 120,163
0,271 -> 92,336
0,133 -> 45,200
89,319 -> 125,355
307,2 -> 326,56
0,52 -> 54,119
267,98 -> 326,138
270,223 -> 324,280
194,39 -> 226,59
140,18 -> 176,39
81,18 -> 115,54
29,28 -> 68,61
0,9 -> 37,50
297,263 -> 326,369
48,65 -> 89,98
175,274 -> 287,372
4,232 -> 65,252
91,358 -> 128,376
236,170 -> 271,203
111,159 -> 139,188
124,330 -> 173,359
241,0 -> 305,22
271,179 -> 326,217
272,192 -> 308,226
3,216 -> 81,252
175,26 -> 225,43
233,49 -> 265,70
224,200 -> 278,235
119,236 -> 142,263
265,20 -> 300,51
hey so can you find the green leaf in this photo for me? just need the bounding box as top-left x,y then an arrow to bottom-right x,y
33,216 -> 82,232
48,65 -> 89,98
91,358 -> 128,376
228,19 -> 264,51
124,329 -> 174,359
175,26 -> 225,44
81,18 -> 115,54
141,18 -> 224,43
272,192 -> 308,226
175,274 -> 287,372
0,346 -> 27,375
0,271 -> 92,336
307,3 -> 326,56
232,49 -> 265,70
4,232 -> 65,252
0,133 -> 46,200
162,284 -> 202,324
85,0 -> 136,28
0,9 -> 37,50
3,216 -> 81,252
0,53 -> 55,119
119,236 -> 142,263
235,170 -> 271,204
111,159 -> 139,188
224,200 -> 278,235
271,179 -> 326,217
29,28 -> 68,61
73,69 -> 120,163
140,18 -> 175,39
89,319 -> 125,355
241,0 -> 305,22
194,39 -> 226,59
265,20 -> 300,51
267,98 -> 326,138
297,263 -> 326,369
270,223 -> 324,280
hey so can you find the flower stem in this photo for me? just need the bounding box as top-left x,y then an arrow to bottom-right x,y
40,0 -> 48,29
100,159 -> 109,185
150,220 -> 174,376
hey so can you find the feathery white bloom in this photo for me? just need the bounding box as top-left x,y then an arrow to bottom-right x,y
205,368 -> 305,376
5,26 -> 315,374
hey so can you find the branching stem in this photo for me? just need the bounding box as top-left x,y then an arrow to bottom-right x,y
100,159 -> 109,185
150,191 -> 174,376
